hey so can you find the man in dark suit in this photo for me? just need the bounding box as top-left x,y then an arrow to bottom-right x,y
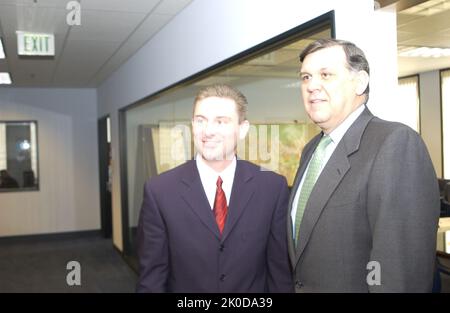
137,84 -> 293,292
289,39 -> 440,292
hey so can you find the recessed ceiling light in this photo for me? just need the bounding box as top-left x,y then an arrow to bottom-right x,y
398,46 -> 450,58
0,38 -> 5,59
0,72 -> 12,84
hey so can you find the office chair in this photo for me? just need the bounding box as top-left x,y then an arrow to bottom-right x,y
434,255 -> 450,293
440,182 -> 450,217
439,179 -> 449,197
445,182 -> 450,202
438,258 -> 450,276
442,199 -> 450,217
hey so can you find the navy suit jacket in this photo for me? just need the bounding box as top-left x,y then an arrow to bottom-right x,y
136,159 -> 293,292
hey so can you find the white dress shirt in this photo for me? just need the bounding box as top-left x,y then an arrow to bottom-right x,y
196,154 -> 236,209
291,105 -> 366,235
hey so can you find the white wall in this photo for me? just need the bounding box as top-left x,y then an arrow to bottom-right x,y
420,70 -> 443,178
97,0 -> 398,251
0,88 -> 100,237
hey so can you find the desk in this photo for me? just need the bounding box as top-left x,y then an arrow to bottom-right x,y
437,218 -> 450,254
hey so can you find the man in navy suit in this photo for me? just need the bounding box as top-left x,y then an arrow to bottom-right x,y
136,84 -> 293,292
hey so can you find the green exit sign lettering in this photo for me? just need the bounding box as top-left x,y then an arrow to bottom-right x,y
16,31 -> 55,56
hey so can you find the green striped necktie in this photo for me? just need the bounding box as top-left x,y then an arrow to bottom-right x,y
294,135 -> 332,244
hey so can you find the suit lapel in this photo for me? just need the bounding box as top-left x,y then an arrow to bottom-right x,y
292,108 -> 375,265
294,144 -> 350,259
180,161 -> 221,239
221,160 -> 255,242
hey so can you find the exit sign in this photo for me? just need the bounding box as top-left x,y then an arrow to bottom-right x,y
16,31 -> 55,56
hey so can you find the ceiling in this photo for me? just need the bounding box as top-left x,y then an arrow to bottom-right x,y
0,0 -> 449,87
397,0 -> 450,76
0,0 -> 193,87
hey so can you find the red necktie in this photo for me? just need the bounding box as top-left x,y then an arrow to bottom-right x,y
213,176 -> 227,234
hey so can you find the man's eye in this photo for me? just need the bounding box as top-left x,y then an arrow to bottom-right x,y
217,119 -> 230,126
321,72 -> 332,79
301,74 -> 310,81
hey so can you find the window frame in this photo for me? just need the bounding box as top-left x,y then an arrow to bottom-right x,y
0,120 -> 40,193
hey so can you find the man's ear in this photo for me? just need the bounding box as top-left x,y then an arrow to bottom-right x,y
355,70 -> 369,96
239,120 -> 250,140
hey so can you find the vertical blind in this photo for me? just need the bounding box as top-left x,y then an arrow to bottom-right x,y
0,124 -> 6,170
398,76 -> 420,132
442,70 -> 450,179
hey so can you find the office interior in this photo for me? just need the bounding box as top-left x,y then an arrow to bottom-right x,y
0,0 -> 449,292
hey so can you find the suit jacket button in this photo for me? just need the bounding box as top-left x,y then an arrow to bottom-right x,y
295,281 -> 303,288
220,244 -> 225,252
220,274 -> 226,281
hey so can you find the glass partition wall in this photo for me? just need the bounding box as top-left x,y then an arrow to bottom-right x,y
120,14 -> 334,267
442,69 -> 450,179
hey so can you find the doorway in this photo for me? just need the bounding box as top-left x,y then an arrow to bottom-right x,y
98,116 -> 112,238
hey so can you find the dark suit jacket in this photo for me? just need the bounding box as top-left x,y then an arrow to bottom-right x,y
137,159 -> 293,292
288,108 -> 440,292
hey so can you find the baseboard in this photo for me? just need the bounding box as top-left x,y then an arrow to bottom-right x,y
0,229 -> 102,243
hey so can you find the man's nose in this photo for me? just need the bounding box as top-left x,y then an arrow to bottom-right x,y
204,121 -> 217,136
306,76 -> 321,92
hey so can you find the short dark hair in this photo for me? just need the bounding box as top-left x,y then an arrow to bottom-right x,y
300,39 -> 370,99
193,84 -> 248,123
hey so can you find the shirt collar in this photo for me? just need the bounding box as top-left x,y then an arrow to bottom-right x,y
328,104 -> 365,145
195,154 -> 237,184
